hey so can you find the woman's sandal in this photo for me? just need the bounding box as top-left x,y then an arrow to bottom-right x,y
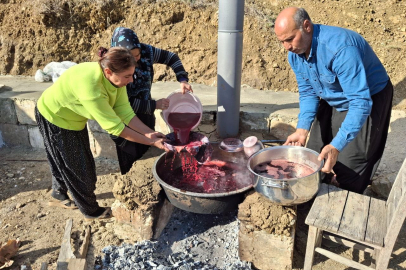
84,207 -> 113,221
48,198 -> 78,209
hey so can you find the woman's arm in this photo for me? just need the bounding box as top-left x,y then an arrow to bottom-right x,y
151,45 -> 192,93
126,115 -> 155,135
151,46 -> 189,81
119,115 -> 166,149
130,97 -> 157,114
151,46 -> 193,94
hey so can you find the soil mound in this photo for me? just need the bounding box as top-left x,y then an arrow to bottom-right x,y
1,0 -> 405,108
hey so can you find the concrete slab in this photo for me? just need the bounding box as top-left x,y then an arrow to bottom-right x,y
0,75 -> 50,100
0,76 -> 301,142
151,81 -> 300,119
0,76 -> 300,124
0,75 -> 301,149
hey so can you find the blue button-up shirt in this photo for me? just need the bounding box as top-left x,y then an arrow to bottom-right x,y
289,24 -> 389,152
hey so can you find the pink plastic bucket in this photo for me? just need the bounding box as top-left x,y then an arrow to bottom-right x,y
162,91 -> 203,130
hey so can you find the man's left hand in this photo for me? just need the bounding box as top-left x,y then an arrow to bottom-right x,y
180,81 -> 193,94
318,144 -> 339,173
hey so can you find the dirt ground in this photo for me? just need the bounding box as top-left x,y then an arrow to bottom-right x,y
1,120 -> 406,270
1,144 -> 406,270
0,146 -> 122,269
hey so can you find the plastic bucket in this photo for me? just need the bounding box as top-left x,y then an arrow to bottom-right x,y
162,91 -> 203,130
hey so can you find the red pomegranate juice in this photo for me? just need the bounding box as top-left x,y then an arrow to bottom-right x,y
163,159 -> 252,193
165,113 -> 252,193
167,112 -> 201,145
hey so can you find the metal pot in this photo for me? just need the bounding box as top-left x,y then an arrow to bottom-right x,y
247,146 -> 323,206
153,142 -> 254,214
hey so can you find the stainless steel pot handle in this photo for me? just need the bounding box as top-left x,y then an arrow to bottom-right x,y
260,140 -> 286,148
261,179 -> 289,189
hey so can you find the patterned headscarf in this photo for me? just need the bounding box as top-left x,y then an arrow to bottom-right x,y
111,27 -> 141,50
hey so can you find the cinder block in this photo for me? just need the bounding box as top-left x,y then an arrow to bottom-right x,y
87,120 -> 106,133
111,198 -> 174,242
14,98 -> 37,125
0,98 -> 18,124
238,192 -> 296,270
89,130 -> 117,159
239,227 -> 295,270
0,123 -> 30,147
241,112 -> 269,131
28,126 -> 45,148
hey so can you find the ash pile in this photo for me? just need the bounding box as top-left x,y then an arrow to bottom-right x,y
96,208 -> 252,270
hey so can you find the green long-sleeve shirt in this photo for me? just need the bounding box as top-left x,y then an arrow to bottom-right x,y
37,62 -> 135,136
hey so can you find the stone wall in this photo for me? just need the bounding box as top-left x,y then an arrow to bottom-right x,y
0,87 -> 297,159
0,86 -> 171,159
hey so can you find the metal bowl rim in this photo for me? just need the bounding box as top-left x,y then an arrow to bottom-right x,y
247,145 -> 324,181
153,152 -> 253,198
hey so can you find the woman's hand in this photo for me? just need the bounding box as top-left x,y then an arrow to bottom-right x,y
156,98 -> 170,110
122,117 -> 168,149
145,131 -> 166,140
150,138 -> 167,150
283,128 -> 308,147
146,132 -> 167,150
318,144 -> 339,173
180,81 -> 193,94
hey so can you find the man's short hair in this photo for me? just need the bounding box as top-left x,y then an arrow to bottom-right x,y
293,8 -> 312,29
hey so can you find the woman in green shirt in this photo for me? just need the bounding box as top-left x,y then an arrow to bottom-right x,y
35,47 -> 166,220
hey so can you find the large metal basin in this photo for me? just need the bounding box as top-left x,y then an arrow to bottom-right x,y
153,142 -> 254,214
248,146 -> 323,205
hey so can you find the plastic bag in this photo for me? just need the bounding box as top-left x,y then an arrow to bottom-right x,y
34,69 -> 51,82
35,61 -> 77,83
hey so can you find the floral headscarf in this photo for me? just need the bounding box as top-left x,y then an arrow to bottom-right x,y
111,27 -> 141,50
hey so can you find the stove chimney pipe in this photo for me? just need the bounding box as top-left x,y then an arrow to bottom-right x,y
216,0 -> 245,138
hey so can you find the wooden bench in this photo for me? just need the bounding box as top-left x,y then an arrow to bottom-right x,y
304,157 -> 406,270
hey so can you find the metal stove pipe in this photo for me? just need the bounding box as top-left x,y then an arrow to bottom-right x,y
216,0 -> 245,138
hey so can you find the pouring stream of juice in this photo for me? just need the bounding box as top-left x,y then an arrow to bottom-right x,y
167,112 -> 201,145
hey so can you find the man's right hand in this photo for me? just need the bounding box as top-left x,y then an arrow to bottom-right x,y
283,128 -> 309,147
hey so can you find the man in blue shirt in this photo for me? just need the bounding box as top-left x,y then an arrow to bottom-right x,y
275,7 -> 393,193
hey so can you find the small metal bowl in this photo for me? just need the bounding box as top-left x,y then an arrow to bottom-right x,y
219,138 -> 243,153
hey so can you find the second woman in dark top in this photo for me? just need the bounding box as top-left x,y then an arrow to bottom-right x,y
110,27 -> 193,174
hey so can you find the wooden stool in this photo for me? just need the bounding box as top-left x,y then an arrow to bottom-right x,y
304,157 -> 406,270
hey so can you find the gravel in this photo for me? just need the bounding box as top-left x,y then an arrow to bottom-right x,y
97,208 -> 252,270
